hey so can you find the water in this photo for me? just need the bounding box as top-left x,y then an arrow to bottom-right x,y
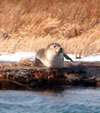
0,88 -> 100,113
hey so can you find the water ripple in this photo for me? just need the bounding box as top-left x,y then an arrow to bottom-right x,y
0,88 -> 100,113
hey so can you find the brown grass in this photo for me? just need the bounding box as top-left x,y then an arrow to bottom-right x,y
0,0 -> 100,55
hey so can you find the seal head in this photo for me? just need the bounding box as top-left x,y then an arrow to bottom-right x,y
44,43 -> 64,68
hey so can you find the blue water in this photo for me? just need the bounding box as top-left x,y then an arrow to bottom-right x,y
0,88 -> 100,113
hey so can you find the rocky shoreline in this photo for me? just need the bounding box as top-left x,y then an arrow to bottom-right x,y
0,61 -> 100,90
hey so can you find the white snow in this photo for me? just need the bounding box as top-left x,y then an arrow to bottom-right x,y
0,52 -> 100,62
66,53 -> 100,62
0,52 -> 35,62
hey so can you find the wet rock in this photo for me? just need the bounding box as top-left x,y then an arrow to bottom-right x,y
0,61 -> 100,90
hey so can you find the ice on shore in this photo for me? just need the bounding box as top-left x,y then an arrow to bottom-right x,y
0,52 -> 100,62
0,52 -> 35,62
67,53 -> 100,62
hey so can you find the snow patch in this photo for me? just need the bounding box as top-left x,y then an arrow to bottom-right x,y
0,52 -> 35,62
66,53 -> 100,62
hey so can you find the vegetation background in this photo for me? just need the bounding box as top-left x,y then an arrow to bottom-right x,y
0,0 -> 100,56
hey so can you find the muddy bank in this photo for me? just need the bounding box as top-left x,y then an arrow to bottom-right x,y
0,61 -> 100,90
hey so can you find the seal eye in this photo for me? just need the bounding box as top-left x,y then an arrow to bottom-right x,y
54,45 -> 56,48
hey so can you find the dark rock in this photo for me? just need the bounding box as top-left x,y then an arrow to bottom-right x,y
0,61 -> 100,90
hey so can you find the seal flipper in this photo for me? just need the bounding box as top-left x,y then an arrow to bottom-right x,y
35,57 -> 44,67
63,53 -> 73,62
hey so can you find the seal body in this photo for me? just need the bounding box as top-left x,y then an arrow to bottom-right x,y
35,43 -> 73,68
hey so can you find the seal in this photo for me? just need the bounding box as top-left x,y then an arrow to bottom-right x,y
35,43 -> 73,68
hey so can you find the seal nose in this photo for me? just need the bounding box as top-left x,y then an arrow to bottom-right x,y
59,47 -> 63,52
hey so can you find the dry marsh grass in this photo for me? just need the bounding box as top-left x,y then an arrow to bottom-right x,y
0,0 -> 100,55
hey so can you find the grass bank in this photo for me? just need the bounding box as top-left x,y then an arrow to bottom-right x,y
0,0 -> 100,55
